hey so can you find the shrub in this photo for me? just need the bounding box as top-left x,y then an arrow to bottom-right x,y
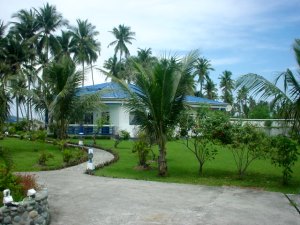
57,139 -> 69,151
30,130 -> 47,141
8,126 -> 16,134
14,120 -> 29,132
132,132 -> 151,168
114,130 -> 130,148
229,123 -> 269,178
0,173 -> 23,204
0,146 -> 13,175
270,136 -> 299,185
0,149 -> 23,204
63,148 -> 87,166
62,149 -> 73,164
38,152 -> 54,166
15,174 -> 41,196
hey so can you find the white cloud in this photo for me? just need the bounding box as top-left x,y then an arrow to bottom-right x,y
1,0 -> 299,85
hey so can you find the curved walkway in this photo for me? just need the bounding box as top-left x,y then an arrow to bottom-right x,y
33,147 -> 299,225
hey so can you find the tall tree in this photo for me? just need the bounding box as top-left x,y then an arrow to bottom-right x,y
0,20 -> 9,128
103,55 -> 119,78
10,9 -> 39,122
204,77 -> 218,100
236,86 -> 249,118
108,24 -> 135,64
54,30 -> 74,60
194,57 -> 214,97
70,19 -> 100,86
35,3 -> 67,64
45,56 -> 82,139
219,70 -> 234,105
34,3 -> 67,127
115,51 -> 198,176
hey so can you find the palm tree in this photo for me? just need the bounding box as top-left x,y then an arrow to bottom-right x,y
115,51 -> 198,176
55,30 -> 74,60
0,20 -> 9,128
10,9 -> 39,123
108,24 -> 135,64
34,3 -> 67,63
70,19 -> 100,86
34,3 -> 67,127
103,55 -> 119,78
236,86 -> 249,118
219,70 -> 234,105
11,9 -> 39,41
194,57 -> 214,97
204,77 -> 218,100
236,40 -> 300,133
10,72 -> 27,122
45,56 -> 82,139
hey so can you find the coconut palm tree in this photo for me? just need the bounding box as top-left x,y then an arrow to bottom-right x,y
194,57 -> 214,97
70,19 -> 100,86
108,24 -> 135,64
204,77 -> 218,100
54,30 -> 74,60
0,20 -> 9,128
236,39 -> 300,133
45,56 -> 82,139
114,51 -> 198,176
236,86 -> 249,118
34,3 -> 67,127
34,3 -> 67,63
103,55 -> 119,78
219,70 -> 234,105
10,72 -> 27,122
10,9 -> 39,123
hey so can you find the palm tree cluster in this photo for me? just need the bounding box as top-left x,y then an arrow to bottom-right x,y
0,3 -> 101,138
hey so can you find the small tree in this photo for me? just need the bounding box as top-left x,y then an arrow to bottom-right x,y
183,107 -> 228,175
229,123 -> 269,178
270,136 -> 299,185
114,130 -> 130,148
185,138 -> 217,175
132,132 -> 151,168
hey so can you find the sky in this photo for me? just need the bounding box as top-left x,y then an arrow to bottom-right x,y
1,0 -> 300,87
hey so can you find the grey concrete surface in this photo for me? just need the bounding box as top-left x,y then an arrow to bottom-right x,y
32,148 -> 300,225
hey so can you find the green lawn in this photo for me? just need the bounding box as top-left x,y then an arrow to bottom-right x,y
80,138 -> 300,193
0,138 -> 65,171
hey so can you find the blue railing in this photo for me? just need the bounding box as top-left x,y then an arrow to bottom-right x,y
67,124 -> 115,135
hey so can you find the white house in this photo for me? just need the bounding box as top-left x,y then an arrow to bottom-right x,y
68,82 -> 229,136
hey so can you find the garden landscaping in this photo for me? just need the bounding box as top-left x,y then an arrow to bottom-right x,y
68,138 -> 300,194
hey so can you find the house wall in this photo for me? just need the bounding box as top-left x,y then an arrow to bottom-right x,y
93,103 -> 137,137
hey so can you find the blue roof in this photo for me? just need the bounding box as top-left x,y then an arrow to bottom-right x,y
77,82 -> 136,99
185,95 -> 227,106
78,82 -> 227,106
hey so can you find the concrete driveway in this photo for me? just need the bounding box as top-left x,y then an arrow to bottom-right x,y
33,148 -> 300,225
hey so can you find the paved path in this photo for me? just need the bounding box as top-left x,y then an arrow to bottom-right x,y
32,147 -> 300,225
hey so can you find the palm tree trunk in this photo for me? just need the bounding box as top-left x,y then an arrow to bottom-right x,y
20,103 -> 24,119
16,97 -> 19,122
90,64 -> 94,86
158,131 -> 168,176
82,62 -> 85,87
199,80 -> 203,97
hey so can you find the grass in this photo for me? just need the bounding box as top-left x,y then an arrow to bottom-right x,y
78,138 -> 300,193
1,138 -> 67,171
